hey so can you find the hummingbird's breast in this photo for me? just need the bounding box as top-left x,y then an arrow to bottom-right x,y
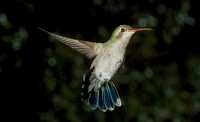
91,43 -> 125,82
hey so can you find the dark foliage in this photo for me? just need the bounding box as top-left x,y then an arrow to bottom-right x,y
0,0 -> 199,122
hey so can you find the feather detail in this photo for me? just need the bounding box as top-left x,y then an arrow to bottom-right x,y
81,69 -> 121,112
108,82 -> 122,107
38,27 -> 103,59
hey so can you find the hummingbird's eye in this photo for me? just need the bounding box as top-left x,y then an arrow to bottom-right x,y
121,28 -> 125,32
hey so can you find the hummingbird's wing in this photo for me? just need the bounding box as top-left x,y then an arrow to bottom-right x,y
38,28 -> 103,59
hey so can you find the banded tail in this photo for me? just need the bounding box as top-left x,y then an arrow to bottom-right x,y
81,70 -> 122,112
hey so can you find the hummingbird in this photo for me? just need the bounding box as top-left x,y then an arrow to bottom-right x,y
39,25 -> 152,112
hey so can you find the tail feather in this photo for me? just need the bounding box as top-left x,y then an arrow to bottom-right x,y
98,87 -> 107,112
88,90 -> 99,110
81,69 -> 122,112
108,82 -> 122,107
104,83 -> 114,110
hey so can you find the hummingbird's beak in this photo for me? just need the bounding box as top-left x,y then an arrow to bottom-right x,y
128,28 -> 152,32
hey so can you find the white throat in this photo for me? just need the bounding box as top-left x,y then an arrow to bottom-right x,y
120,32 -> 135,48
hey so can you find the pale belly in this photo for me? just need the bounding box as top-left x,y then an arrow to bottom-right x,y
92,50 -> 124,82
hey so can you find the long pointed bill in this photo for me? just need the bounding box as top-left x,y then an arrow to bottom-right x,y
128,28 -> 152,32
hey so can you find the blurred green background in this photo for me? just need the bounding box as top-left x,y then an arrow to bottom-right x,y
0,0 -> 199,122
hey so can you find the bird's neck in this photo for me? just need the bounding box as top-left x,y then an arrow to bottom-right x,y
105,38 -> 131,54
120,38 -> 132,49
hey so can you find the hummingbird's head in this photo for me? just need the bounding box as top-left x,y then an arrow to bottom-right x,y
111,25 -> 152,42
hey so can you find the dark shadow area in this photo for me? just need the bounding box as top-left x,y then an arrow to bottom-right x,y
0,0 -> 199,122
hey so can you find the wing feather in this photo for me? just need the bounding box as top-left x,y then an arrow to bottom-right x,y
38,28 -> 103,59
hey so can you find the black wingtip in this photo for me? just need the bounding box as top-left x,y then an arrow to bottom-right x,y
81,68 -> 94,101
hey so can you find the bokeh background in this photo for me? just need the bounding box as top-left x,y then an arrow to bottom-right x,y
0,0 -> 199,122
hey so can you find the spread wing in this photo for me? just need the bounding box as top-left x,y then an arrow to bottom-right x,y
38,28 -> 103,59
